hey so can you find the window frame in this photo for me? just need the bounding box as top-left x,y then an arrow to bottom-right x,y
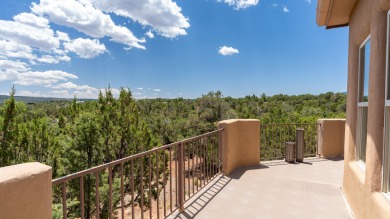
382,10 -> 390,195
356,35 -> 370,166
358,35 -> 371,104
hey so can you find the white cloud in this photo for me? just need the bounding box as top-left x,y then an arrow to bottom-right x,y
134,92 -> 142,95
48,82 -> 98,92
283,6 -> 289,13
56,31 -> 70,42
218,0 -> 259,10
17,89 -> 94,99
13,70 -> 78,86
0,39 -> 36,60
0,59 -> 30,72
271,3 -> 278,7
305,0 -> 311,4
17,84 -> 127,99
37,55 -> 58,64
153,88 -> 161,92
59,55 -> 71,62
137,87 -> 143,90
0,58 -> 78,87
65,38 -> 106,58
13,12 -> 50,29
18,89 -> 96,99
109,88 -> 121,97
218,46 -> 239,56
34,54 -> 71,64
18,90 -> 43,97
0,13 -> 60,51
90,0 -> 190,38
31,0 -> 146,49
145,30 -> 154,39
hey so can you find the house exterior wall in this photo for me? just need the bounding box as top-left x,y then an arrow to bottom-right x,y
344,0 -> 390,218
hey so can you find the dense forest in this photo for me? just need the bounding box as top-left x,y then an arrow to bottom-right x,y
0,87 -> 346,218
0,87 -> 346,172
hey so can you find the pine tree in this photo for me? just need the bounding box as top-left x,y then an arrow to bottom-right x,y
1,86 -> 17,166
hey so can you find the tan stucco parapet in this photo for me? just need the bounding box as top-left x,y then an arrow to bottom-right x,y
218,119 -> 260,175
0,162 -> 52,219
317,119 -> 346,158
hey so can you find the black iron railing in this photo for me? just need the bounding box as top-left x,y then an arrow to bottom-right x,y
260,123 -> 319,161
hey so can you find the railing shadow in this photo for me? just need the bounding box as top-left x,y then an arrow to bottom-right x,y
168,175 -> 231,219
261,156 -> 344,167
227,164 -> 269,180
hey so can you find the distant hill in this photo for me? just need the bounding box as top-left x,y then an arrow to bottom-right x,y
0,95 -> 93,104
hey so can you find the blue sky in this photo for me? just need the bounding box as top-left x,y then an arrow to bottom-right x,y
0,0 -> 348,99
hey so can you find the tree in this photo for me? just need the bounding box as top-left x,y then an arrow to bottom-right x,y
1,86 -> 17,166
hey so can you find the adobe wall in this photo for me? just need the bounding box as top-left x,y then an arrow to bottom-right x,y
317,119 -> 345,158
343,0 -> 390,218
218,119 -> 260,175
0,162 -> 52,219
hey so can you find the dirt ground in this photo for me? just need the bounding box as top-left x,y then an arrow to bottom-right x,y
114,155 -> 217,219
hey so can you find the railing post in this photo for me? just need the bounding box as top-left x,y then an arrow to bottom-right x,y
316,123 -> 321,156
218,129 -> 223,174
177,141 -> 185,212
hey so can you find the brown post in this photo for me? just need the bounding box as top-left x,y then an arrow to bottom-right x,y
218,129 -> 223,174
177,141 -> 185,212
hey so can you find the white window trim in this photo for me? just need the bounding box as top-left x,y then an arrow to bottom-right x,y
382,10 -> 390,195
357,34 -> 371,104
356,35 -> 370,166
386,10 -> 390,103
358,102 -> 368,107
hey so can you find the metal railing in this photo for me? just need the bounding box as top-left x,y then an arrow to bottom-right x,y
260,123 -> 318,161
52,129 -> 223,219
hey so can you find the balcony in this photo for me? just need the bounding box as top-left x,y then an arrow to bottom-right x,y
0,119 -> 350,218
168,156 -> 350,219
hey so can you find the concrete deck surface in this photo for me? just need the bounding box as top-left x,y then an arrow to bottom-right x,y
168,157 -> 353,219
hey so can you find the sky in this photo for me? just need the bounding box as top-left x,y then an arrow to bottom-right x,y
0,0 -> 349,99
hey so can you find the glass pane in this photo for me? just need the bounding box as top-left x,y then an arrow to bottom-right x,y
364,40 -> 370,101
359,39 -> 370,102
384,107 -> 390,192
356,106 -> 368,162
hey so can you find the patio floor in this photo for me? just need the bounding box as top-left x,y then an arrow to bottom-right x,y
168,156 -> 353,219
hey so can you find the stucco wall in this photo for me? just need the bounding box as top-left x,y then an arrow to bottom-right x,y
343,0 -> 390,218
0,162 -> 52,219
218,119 -> 260,175
317,119 -> 345,158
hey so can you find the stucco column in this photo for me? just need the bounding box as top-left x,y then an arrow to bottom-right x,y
344,33 -> 359,164
365,8 -> 386,192
0,162 -> 52,219
317,119 -> 346,158
218,119 -> 260,175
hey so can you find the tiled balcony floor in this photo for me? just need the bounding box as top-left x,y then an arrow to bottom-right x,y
169,157 -> 352,219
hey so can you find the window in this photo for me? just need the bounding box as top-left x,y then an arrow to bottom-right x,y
356,36 -> 370,164
383,11 -> 390,194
